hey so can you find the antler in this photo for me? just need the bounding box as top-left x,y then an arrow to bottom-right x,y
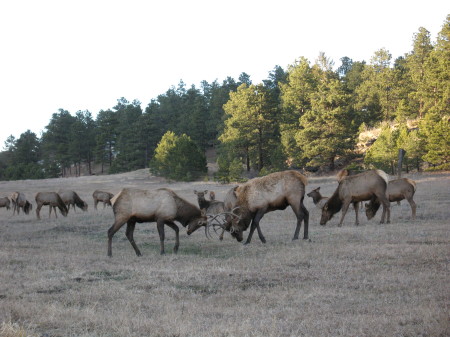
204,207 -> 241,239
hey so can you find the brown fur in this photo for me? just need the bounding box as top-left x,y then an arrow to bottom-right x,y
107,188 -> 207,257
10,192 -> 32,215
35,192 -> 68,220
365,178 -> 417,220
93,190 -> 114,209
189,190 -> 226,238
58,190 -> 88,213
223,170 -> 309,244
307,187 -> 329,209
0,197 -> 11,210
321,170 -> 390,226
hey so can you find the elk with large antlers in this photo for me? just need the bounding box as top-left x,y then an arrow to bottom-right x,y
107,188 -> 207,257
191,170 -> 309,244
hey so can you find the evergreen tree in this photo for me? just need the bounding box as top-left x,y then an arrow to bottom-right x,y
295,57 -> 354,169
364,124 -> 400,173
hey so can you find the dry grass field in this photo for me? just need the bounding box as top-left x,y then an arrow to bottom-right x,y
0,169 -> 449,337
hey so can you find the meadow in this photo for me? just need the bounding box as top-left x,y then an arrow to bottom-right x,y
0,169 -> 449,337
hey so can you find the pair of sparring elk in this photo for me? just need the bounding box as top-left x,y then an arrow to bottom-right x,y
10,192 -> 32,215
188,170 -> 310,245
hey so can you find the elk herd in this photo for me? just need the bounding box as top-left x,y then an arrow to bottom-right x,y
0,169 -> 418,257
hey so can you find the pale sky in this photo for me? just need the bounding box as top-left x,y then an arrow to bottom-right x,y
0,0 -> 448,147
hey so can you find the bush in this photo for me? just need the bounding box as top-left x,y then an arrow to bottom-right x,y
150,131 -> 207,181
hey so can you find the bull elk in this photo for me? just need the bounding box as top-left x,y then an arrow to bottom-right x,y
365,178 -> 417,220
107,188 -> 207,257
192,170 -> 309,244
320,169 -> 390,226
93,190 -> 114,210
58,190 -> 88,213
35,192 -> 68,220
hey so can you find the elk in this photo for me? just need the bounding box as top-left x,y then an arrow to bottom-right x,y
365,178 -> 417,220
10,192 -> 32,215
107,188 -> 208,257
93,190 -> 114,210
58,190 -> 88,213
35,192 -> 68,220
191,190 -> 226,239
0,197 -> 11,210
320,170 -> 390,226
198,170 -> 309,244
307,187 -> 328,209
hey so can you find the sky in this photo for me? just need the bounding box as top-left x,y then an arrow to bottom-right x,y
0,0 -> 448,147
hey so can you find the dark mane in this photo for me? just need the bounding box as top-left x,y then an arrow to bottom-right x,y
327,187 -> 343,214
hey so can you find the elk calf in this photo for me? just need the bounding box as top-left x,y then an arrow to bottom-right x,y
93,190 -> 114,210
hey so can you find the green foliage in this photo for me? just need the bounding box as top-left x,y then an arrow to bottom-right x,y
364,124 -> 399,173
420,113 -> 450,169
150,131 -> 207,181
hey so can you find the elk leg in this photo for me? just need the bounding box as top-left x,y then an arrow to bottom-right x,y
125,220 -> 141,257
107,217 -> 127,257
338,201 -> 351,227
406,196 -> 416,219
293,198 -> 309,240
165,221 -> 180,253
377,193 -> 390,224
156,219 -> 166,255
353,202 -> 360,226
94,200 -> 98,210
244,210 -> 266,245
36,205 -> 41,220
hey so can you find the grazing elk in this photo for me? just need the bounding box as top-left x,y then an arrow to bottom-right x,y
0,197 -> 11,210
194,170 -> 309,244
58,190 -> 88,213
320,170 -> 390,226
107,188 -> 208,257
191,190 -> 226,239
307,187 -> 328,209
35,192 -> 68,220
10,192 -> 32,215
93,190 -> 114,210
365,178 -> 417,220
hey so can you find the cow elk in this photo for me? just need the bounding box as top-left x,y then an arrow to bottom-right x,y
365,178 -> 417,220
107,188 -> 207,257
35,192 -> 68,220
307,187 -> 329,209
93,190 -> 114,210
10,192 -> 32,215
58,190 -> 88,213
0,197 -> 11,211
320,170 -> 390,226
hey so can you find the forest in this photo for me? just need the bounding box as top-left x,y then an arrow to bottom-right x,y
0,16 -> 448,181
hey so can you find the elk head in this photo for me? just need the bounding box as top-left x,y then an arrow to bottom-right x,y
186,209 -> 208,235
320,203 -> 333,225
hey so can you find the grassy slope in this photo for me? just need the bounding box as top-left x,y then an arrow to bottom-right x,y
0,170 -> 449,337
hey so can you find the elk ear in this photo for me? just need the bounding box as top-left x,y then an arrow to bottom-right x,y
323,204 -> 328,211
194,190 -> 198,195
317,187 -> 320,191
200,209 -> 206,216
204,190 -> 208,194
